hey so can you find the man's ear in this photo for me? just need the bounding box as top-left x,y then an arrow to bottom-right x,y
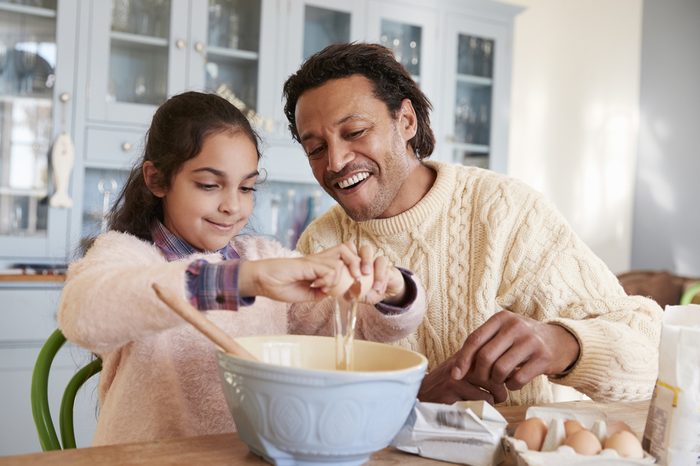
397,98 -> 418,142
143,161 -> 167,198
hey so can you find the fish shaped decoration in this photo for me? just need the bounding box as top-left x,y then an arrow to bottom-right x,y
49,132 -> 75,208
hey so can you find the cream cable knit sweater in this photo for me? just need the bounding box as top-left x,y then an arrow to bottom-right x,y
58,232 -> 425,446
297,161 -> 662,406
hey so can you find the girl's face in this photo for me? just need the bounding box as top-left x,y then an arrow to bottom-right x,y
151,131 -> 259,252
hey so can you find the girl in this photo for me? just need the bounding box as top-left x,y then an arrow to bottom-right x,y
58,92 -> 425,446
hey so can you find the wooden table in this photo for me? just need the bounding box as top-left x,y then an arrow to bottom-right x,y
0,400 -> 650,466
0,273 -> 65,283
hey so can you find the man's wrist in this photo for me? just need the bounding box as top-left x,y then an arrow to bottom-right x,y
547,323 -> 581,375
376,267 -> 417,313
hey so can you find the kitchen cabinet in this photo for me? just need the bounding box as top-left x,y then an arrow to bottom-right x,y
0,0 -> 79,260
436,1 -> 520,173
75,0 -> 280,242
0,279 -> 98,455
84,0 -> 277,128
0,0 -> 522,261
75,0 -> 521,245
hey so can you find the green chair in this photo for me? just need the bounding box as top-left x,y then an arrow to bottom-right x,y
681,282 -> 700,305
31,329 -> 102,451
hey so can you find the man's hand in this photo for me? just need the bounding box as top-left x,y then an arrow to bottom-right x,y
355,245 -> 406,305
418,355 -> 508,404
451,311 -> 580,393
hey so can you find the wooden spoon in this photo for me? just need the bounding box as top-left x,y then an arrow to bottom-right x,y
152,283 -> 257,361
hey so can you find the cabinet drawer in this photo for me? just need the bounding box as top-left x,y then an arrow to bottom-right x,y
85,127 -> 146,169
0,287 -> 63,342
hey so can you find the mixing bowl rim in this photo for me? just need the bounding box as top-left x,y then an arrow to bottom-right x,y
215,335 -> 428,378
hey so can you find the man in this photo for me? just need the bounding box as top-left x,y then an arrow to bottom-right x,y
283,43 -> 661,405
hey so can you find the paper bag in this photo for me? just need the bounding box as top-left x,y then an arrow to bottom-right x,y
642,304 -> 700,465
391,400 -> 507,466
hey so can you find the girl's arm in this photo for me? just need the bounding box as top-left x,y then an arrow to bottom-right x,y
58,232 -> 201,355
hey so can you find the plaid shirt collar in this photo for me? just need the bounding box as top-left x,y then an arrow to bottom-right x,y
150,221 -> 239,261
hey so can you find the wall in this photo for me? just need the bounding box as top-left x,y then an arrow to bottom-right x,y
631,0 -> 700,275
502,0 -> 643,274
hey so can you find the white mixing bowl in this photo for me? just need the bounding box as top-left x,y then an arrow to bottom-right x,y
216,335 -> 427,465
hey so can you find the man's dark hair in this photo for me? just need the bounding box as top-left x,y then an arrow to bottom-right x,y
283,42 -> 435,159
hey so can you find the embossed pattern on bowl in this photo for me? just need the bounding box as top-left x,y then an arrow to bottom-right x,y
217,335 -> 427,466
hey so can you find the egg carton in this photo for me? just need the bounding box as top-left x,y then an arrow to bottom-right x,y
502,406 -> 656,466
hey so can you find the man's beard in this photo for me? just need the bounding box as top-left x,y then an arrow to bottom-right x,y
326,127 -> 411,221
335,157 -> 410,221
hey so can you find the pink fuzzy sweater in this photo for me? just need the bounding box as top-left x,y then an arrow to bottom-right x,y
58,231 -> 426,446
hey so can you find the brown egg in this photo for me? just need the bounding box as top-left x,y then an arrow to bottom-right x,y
604,431 -> 644,459
513,417 -> 548,451
564,429 -> 602,455
564,419 -> 584,437
606,420 -> 633,437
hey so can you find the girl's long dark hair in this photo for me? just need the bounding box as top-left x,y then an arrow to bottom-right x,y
106,91 -> 261,242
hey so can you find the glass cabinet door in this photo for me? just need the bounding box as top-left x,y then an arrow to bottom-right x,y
87,0 -> 189,125
366,1 -> 437,107
108,0 -> 172,106
452,33 -> 494,169
378,20 -> 421,80
203,0 -> 261,115
183,0 -> 279,137
0,0 -> 77,259
286,1 -> 364,72
442,15 -> 512,173
302,5 -> 350,59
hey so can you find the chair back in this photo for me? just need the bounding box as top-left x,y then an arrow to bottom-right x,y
681,282 -> 700,305
31,329 -> 102,451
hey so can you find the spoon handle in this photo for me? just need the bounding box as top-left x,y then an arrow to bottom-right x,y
152,283 -> 257,361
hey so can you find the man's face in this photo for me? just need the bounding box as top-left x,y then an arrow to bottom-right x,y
294,75 -> 418,221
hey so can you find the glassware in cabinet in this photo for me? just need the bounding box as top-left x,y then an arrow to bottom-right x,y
80,168 -> 128,241
205,0 -> 261,115
107,0 -> 172,106
252,180 -> 334,249
87,0 -> 187,125
452,33 -> 494,168
379,20 -> 422,80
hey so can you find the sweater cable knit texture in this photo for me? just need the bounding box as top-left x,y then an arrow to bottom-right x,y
297,161 -> 662,406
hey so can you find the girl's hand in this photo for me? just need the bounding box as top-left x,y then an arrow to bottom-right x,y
238,244 -> 363,303
357,245 -> 406,305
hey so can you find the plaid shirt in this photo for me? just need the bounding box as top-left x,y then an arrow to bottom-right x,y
151,221 -> 254,310
150,221 -> 415,314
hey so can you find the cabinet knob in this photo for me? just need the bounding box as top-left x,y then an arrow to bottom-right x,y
121,142 -> 133,152
59,92 -> 71,103
194,41 -> 205,54
175,39 -> 186,49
